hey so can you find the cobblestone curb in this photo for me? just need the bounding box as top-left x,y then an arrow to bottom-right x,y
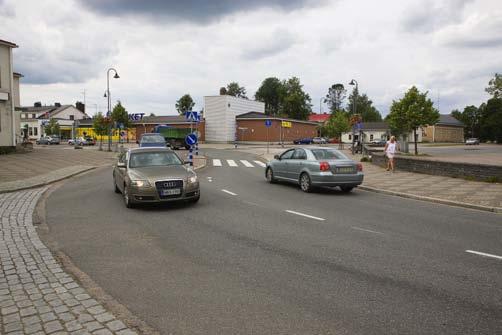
0,188 -> 140,334
359,185 -> 502,214
0,166 -> 96,194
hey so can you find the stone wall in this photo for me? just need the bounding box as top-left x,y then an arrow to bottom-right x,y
371,153 -> 502,182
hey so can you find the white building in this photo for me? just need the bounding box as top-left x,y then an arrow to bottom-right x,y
0,38 -> 19,148
341,122 -> 423,143
19,103 -> 88,140
204,95 -> 265,142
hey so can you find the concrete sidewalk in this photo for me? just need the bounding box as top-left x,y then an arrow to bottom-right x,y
233,145 -> 502,214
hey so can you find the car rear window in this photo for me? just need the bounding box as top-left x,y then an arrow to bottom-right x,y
311,149 -> 348,160
129,152 -> 182,168
141,135 -> 165,143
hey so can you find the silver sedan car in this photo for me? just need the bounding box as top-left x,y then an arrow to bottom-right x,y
113,147 -> 200,208
265,147 -> 364,192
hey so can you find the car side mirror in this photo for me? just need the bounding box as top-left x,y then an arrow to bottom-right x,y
274,154 -> 280,160
117,162 -> 126,168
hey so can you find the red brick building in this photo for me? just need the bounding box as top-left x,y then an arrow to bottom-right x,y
235,112 -> 318,142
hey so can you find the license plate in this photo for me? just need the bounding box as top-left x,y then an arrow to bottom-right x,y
161,188 -> 181,196
337,167 -> 354,174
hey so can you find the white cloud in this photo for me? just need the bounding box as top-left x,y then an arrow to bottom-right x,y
1,0 -> 499,117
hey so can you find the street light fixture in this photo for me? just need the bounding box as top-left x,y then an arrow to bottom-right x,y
105,68 -> 120,152
349,79 -> 358,154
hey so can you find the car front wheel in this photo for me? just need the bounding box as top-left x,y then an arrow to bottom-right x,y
123,185 -> 134,208
266,167 -> 276,183
299,173 -> 313,193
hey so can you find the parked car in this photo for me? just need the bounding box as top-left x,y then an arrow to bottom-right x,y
112,147 -> 200,208
265,147 -> 363,193
328,138 -> 340,144
293,138 -> 313,145
139,133 -> 167,148
370,139 -> 387,146
36,136 -> 60,145
312,137 -> 327,144
84,137 -> 96,146
465,138 -> 480,145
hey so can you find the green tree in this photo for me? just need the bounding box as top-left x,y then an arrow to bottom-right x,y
44,118 -> 60,136
111,101 -> 131,128
255,77 -> 285,116
325,83 -> 346,113
226,82 -> 248,99
451,105 -> 480,138
347,87 -> 382,122
92,112 -> 109,150
280,77 -> 312,120
387,86 -> 439,155
485,73 -> 502,98
175,94 -> 195,115
325,112 -> 350,149
479,97 -> 502,143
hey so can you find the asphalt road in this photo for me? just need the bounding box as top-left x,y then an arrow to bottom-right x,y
44,148 -> 502,335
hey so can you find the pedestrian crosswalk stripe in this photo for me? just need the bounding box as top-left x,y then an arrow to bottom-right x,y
227,159 -> 238,167
240,160 -> 253,167
213,159 -> 222,167
254,160 -> 266,167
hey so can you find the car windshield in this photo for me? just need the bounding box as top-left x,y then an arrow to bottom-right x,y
141,135 -> 165,143
311,149 -> 348,160
129,151 -> 182,168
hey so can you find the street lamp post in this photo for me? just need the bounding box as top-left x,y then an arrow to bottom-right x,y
104,68 -> 120,152
349,79 -> 358,154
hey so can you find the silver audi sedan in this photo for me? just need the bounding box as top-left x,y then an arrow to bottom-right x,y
265,147 -> 364,192
113,147 -> 200,208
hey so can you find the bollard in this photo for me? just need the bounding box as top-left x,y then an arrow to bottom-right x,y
189,145 -> 193,167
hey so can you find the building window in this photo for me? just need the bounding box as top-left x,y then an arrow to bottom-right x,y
29,128 -> 33,136
32,114 -> 36,119
348,134 -> 352,140
69,115 -> 74,120
34,127 -> 38,136
370,134 -> 374,141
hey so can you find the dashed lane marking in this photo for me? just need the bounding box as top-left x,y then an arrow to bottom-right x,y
285,210 -> 325,221
213,159 -> 222,166
221,189 -> 238,196
351,227 -> 385,235
465,250 -> 502,260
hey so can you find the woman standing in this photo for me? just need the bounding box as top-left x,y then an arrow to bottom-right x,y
384,136 -> 398,172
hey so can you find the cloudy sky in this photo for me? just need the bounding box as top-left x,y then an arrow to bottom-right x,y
1,0 -> 500,116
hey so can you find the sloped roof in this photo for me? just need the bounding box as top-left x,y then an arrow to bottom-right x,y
308,113 -> 330,122
0,39 -> 18,48
438,114 -> 464,126
361,122 -> 389,130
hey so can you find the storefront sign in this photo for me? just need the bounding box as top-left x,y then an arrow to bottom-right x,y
129,113 -> 145,121
281,121 -> 292,128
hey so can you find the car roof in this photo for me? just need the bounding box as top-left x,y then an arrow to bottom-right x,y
141,133 -> 163,136
128,147 -> 172,153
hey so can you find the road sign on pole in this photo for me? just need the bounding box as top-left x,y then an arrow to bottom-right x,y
185,111 -> 198,121
265,120 -> 272,127
185,133 -> 198,146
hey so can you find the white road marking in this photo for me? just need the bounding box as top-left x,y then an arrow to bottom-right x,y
351,227 -> 384,235
254,160 -> 266,167
285,210 -> 325,221
240,160 -> 254,167
227,160 -> 238,167
465,250 -> 502,260
207,177 -> 213,183
221,189 -> 238,196
213,159 -> 222,167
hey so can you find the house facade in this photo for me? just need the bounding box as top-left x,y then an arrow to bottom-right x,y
19,103 -> 88,140
422,114 -> 464,143
341,122 -> 423,143
0,38 -> 19,148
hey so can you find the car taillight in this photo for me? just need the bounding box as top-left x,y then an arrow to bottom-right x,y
357,163 -> 363,172
319,161 -> 330,171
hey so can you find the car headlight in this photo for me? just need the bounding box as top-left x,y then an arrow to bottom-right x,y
130,180 -> 150,187
188,175 -> 198,184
